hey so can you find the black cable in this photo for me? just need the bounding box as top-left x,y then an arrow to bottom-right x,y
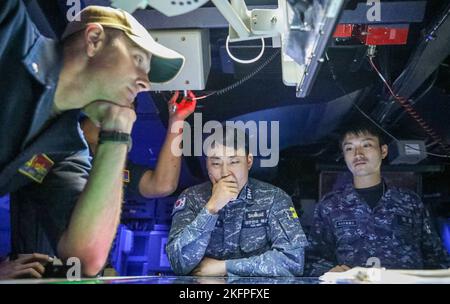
368,56 -> 450,156
390,68 -> 439,125
325,52 -> 450,159
195,49 -> 281,100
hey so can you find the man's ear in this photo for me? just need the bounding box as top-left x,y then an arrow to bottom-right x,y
247,153 -> 254,170
381,144 -> 388,159
84,23 -> 106,57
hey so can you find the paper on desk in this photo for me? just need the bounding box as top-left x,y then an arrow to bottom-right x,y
320,267 -> 450,284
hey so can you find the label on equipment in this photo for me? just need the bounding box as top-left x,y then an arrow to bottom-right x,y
404,143 -> 421,155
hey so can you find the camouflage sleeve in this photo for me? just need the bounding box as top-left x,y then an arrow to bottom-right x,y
417,197 -> 450,269
226,190 -> 308,277
304,199 -> 338,277
166,193 -> 219,275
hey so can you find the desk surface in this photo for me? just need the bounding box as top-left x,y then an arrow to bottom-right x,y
0,276 -> 321,285
3,268 -> 450,284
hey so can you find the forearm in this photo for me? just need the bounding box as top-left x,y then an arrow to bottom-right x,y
139,119 -> 183,197
57,142 -> 127,276
167,208 -> 218,275
305,256 -> 337,277
226,246 -> 305,277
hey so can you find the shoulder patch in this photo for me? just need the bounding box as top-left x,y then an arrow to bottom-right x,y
290,207 -> 299,219
172,197 -> 186,214
18,154 -> 54,183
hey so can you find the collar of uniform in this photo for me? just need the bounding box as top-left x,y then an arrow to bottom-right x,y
350,179 -> 390,192
346,179 -> 391,205
21,36 -> 68,148
22,35 -> 62,87
237,179 -> 254,203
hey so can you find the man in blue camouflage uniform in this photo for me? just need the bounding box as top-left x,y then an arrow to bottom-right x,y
166,126 -> 307,276
306,122 -> 450,276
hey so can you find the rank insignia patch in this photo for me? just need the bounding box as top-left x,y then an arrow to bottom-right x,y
18,154 -> 54,183
290,207 -> 298,219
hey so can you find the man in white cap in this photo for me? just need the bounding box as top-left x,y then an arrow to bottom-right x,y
0,1 -> 184,278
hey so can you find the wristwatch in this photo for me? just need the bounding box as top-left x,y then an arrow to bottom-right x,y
99,130 -> 132,152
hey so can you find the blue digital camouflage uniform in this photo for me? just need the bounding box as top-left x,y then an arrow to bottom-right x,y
166,178 -> 308,276
306,182 -> 450,276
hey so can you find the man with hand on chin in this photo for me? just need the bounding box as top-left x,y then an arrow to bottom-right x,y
166,126 -> 308,277
0,2 -> 184,277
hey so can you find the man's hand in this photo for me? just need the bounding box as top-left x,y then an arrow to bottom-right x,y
0,254 -> 53,280
329,265 -> 351,272
191,257 -> 227,276
82,101 -> 136,134
205,174 -> 239,214
168,91 -> 196,123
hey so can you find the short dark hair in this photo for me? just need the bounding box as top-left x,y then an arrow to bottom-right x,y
339,120 -> 386,150
205,124 -> 250,156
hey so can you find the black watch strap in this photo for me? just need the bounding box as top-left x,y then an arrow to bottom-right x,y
99,131 -> 132,151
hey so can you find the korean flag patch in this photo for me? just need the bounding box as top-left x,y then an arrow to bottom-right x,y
172,197 -> 186,215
